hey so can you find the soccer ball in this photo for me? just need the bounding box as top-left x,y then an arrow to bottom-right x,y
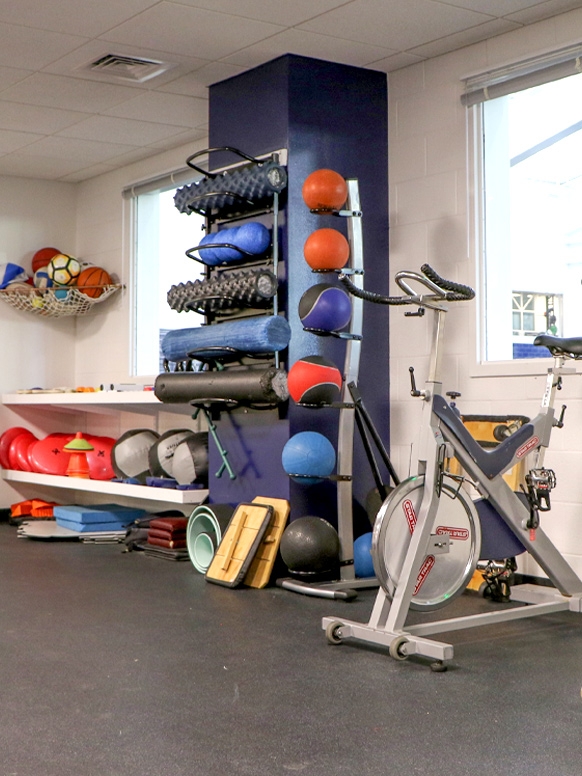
47,254 -> 81,286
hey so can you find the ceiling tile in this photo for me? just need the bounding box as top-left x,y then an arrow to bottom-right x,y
146,127 -> 207,149
505,0 -> 582,23
22,135 -> 140,164
0,129 -> 44,153
409,18 -> 522,58
158,63 -> 247,98
0,0 -> 160,37
103,91 -> 208,127
298,0 -> 495,50
434,0 -> 548,13
368,51 -> 427,73
99,2 -> 285,60
57,115 -> 189,146
59,162 -> 122,183
0,73 -> 141,113
0,21 -> 88,70
0,153 -> 87,179
173,0 -> 353,26
0,101 -> 89,134
0,66 -> 34,90
223,28 -> 397,69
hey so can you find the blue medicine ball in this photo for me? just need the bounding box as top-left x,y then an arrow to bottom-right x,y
353,532 -> 375,578
298,283 -> 352,332
282,431 -> 336,484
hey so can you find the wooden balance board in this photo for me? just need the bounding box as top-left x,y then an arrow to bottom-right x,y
205,502 -> 274,588
243,497 -> 291,589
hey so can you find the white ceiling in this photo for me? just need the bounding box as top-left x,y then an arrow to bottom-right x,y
0,0 -> 577,182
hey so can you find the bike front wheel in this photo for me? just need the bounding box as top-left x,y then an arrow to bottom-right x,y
371,475 -> 481,611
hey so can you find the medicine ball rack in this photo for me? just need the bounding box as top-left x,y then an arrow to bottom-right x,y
278,178 -> 382,600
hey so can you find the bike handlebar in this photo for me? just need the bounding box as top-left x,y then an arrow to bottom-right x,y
339,263 -> 475,306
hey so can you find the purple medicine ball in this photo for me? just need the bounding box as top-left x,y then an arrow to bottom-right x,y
298,283 -> 352,332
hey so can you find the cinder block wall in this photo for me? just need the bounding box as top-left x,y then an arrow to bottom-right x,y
387,7 -> 582,578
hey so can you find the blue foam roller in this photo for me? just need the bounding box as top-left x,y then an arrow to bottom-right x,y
234,222 -> 270,255
162,315 -> 291,362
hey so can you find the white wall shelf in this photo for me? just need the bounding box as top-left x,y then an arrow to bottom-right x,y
1,391 -> 193,416
2,469 -> 208,505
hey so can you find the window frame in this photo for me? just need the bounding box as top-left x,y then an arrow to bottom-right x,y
465,62 -> 582,379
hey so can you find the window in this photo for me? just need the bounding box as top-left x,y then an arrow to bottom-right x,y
465,46 -> 582,362
126,172 -> 205,376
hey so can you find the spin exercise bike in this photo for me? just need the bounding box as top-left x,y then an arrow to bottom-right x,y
322,264 -> 582,668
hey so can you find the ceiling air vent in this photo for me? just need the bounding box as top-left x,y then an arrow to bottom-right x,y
82,54 -> 173,83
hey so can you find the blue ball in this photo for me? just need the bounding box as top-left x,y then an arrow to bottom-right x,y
298,283 -> 352,332
282,431 -> 336,485
353,532 -> 375,578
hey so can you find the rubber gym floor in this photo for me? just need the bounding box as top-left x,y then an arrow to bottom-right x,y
1,520 -> 581,776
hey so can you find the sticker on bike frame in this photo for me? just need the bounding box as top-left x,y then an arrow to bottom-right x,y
403,499 -> 417,534
436,526 -> 469,541
414,555 -> 435,596
516,436 -> 539,459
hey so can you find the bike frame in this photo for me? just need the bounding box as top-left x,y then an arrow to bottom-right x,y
322,270 -> 582,665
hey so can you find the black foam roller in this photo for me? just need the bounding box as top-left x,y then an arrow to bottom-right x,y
154,367 -> 289,405
167,268 -> 278,314
174,161 -> 287,216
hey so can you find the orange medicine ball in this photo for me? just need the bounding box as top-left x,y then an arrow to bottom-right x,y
302,168 -> 348,211
303,228 -> 350,271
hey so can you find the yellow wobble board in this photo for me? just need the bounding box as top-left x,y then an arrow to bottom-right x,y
205,502 -> 273,588
244,497 -> 291,589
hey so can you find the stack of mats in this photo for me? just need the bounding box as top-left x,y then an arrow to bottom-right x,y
144,516 -> 190,560
53,504 -> 146,536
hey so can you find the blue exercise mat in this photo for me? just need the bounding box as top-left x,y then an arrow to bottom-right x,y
162,315 -> 291,362
53,504 -> 146,526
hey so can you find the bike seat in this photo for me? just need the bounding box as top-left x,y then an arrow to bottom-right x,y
534,334 -> 582,358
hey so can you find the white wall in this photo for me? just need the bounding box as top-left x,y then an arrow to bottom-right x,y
3,7 -> 582,572
387,7 -> 582,578
0,177 -> 79,506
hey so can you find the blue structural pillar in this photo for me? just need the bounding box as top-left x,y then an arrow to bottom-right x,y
207,54 -> 389,527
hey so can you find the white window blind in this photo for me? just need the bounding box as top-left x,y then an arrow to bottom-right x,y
462,43 -> 582,107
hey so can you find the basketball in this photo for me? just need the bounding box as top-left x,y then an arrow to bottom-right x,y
287,355 -> 342,405
47,254 -> 81,286
282,430 -> 336,484
32,247 -> 60,274
302,169 -> 348,211
303,228 -> 350,271
77,266 -> 112,298
298,283 -> 352,332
